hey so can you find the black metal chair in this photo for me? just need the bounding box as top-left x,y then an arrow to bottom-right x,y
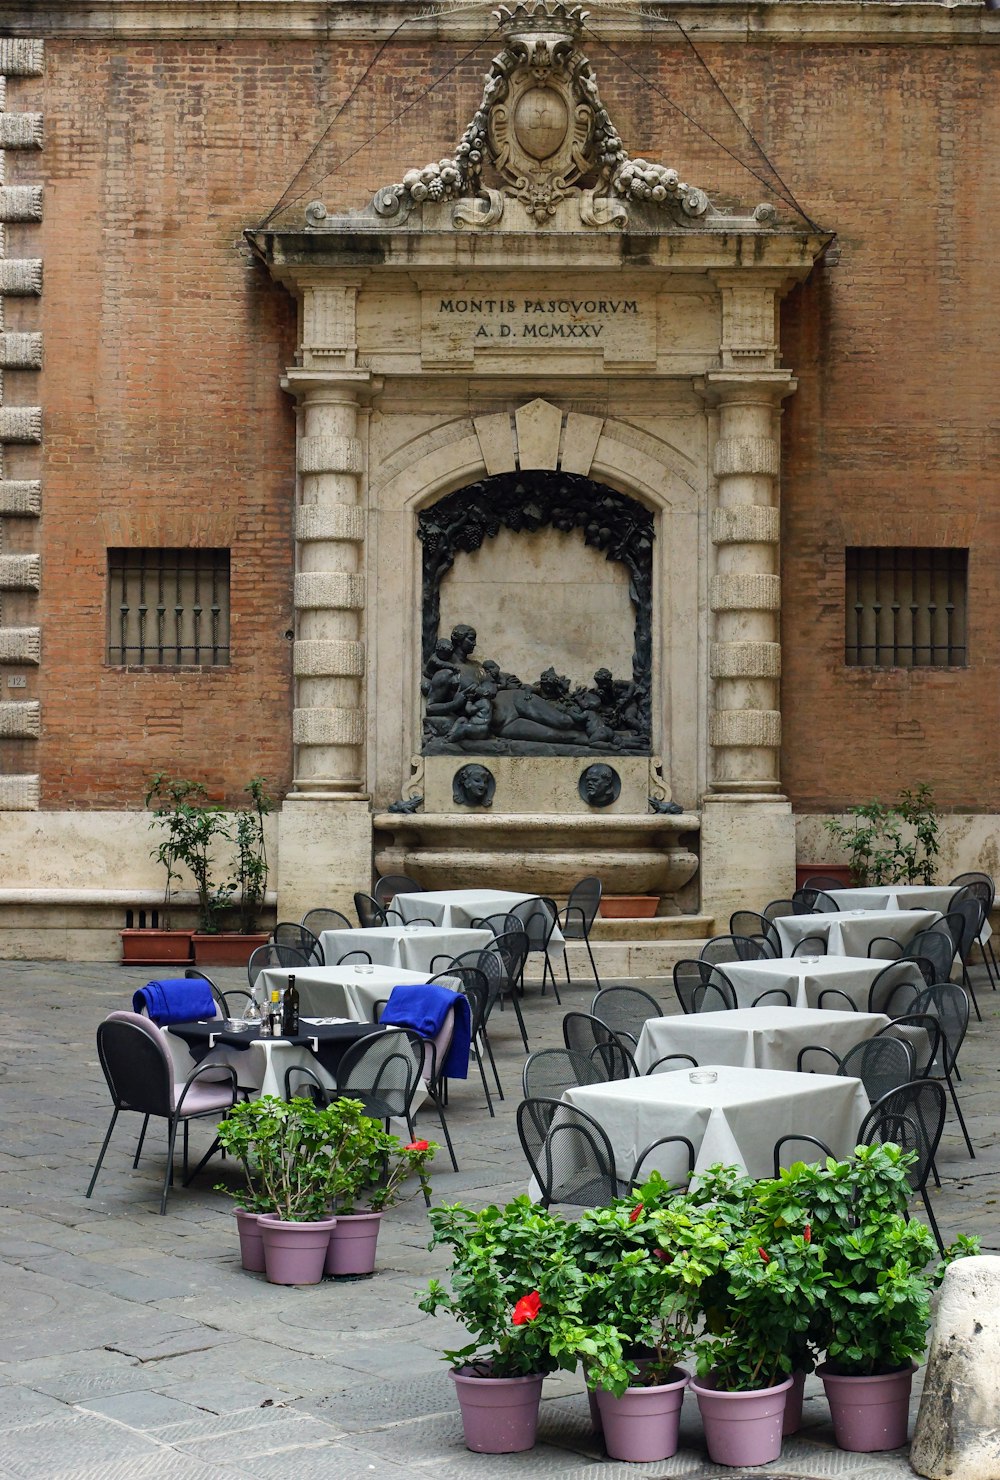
403,1023 -> 460,1173
700,934 -> 768,965
772,1133 -> 835,1176
428,965 -> 499,1115
86,1012 -> 238,1215
796,1035 -> 915,1103
874,1013 -> 943,1080
557,876 -> 602,988
273,921 -> 324,965
521,1046 -> 608,1100
517,1098 -> 695,1208
247,941 -> 309,990
858,1079 -> 948,1253
866,958 -> 933,1017
762,898 -> 796,922
791,935 -> 827,957
373,874 -> 423,909
332,1026 -> 419,1136
184,967 -> 253,1019
591,984 -> 663,1047
950,874 -> 998,985
354,891 -> 395,928
673,959 -> 737,1014
729,911 -> 781,957
792,887 -> 840,913
435,943 -> 530,1055
300,906 -> 353,938
509,897 -> 561,999
562,1011 -> 636,1079
802,875 -> 850,893
645,1053 -> 699,1076
336,948 -> 374,966
947,898 -> 985,1020
908,983 -> 975,1158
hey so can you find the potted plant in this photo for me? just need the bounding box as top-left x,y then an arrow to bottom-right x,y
419,1198 -> 571,1453
120,772 -> 203,963
557,1171 -> 727,1463
194,776 -> 274,966
326,1110 -> 436,1278
216,1096 -> 341,1284
823,783 -> 940,887
799,1143 -> 978,1452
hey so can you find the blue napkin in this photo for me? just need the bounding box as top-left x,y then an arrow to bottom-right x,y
380,983 -> 472,1080
133,977 -> 216,1026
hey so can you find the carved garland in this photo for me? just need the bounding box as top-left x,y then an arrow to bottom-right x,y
417,469 -> 654,684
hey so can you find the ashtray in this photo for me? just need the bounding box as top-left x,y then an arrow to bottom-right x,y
224,1018 -> 249,1032
688,1070 -> 718,1084
353,964 -> 375,974
798,956 -> 819,965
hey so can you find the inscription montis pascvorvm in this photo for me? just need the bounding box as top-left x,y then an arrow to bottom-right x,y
437,296 -> 640,341
420,289 -> 656,363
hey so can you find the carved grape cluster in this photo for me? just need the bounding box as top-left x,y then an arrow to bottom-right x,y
612,158 -> 709,216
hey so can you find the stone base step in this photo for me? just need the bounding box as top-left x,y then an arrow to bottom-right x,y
591,913 -> 715,942
530,935 -> 710,983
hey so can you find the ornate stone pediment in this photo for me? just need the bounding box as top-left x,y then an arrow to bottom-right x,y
367,2 -> 710,230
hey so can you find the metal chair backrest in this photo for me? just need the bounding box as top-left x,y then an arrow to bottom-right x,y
859,1079 -> 946,1195
950,872 -> 995,909
273,921 -> 323,965
905,927 -> 955,982
802,875 -> 849,892
867,958 -> 928,1016
354,891 -> 388,928
336,1028 -> 418,1120
373,874 -> 423,908
493,928 -> 530,988
522,1046 -> 608,1100
837,1036 -> 915,1101
473,910 -> 521,939
248,941 -> 309,989
561,877 -> 602,938
909,983 -> 970,1077
949,897 -> 985,965
97,1012 -> 174,1117
729,911 -> 777,954
792,887 -> 839,913
762,898 -> 796,922
516,1097 -> 622,1208
301,907 -> 352,937
673,958 -> 737,1014
874,1013 -> 942,1079
561,1011 -> 636,1078
700,934 -> 767,964
511,897 -> 558,953
591,985 -> 662,1046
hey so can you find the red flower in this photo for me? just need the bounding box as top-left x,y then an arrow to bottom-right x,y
803,1223 -> 812,1244
629,1203 -> 643,1224
653,1248 -> 672,1262
758,1247 -> 771,1264
512,1291 -> 541,1325
405,1139 -> 430,1152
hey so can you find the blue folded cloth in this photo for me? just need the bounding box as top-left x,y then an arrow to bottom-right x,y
380,983 -> 472,1080
133,977 -> 216,1026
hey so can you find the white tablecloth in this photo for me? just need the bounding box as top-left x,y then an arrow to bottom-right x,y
318,925 -> 493,973
260,964 -> 430,1022
165,1024 -> 340,1100
773,909 -> 939,958
825,885 -> 990,943
562,1065 -> 870,1180
634,1006 -> 890,1073
392,889 -> 565,953
719,955 -> 887,1011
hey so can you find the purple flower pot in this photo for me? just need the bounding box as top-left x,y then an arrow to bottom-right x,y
782,1368 -> 807,1435
818,1361 -> 916,1452
235,1208 -> 265,1273
258,1213 -> 337,1285
450,1367 -> 544,1453
325,1211 -> 383,1278
595,1368 -> 689,1463
691,1371 -> 793,1467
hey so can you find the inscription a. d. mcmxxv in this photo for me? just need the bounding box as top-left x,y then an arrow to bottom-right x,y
421,290 -> 656,363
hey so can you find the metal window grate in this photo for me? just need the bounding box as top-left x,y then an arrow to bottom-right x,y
107,548 -> 231,666
845,547 -> 967,668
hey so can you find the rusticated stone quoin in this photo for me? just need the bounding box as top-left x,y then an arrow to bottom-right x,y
0,114 -> 42,149
0,628 -> 41,664
0,774 -> 39,810
0,39 -> 44,75
0,333 -> 42,369
0,481 -> 41,516
0,700 -> 39,738
0,260 -> 42,294
0,186 -> 43,222
0,554 -> 40,590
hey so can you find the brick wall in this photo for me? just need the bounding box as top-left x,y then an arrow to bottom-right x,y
16,32 -> 1000,810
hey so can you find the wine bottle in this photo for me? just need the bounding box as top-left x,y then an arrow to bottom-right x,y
282,974 -> 299,1036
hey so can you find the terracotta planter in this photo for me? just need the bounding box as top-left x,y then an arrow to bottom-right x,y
818,1361 -> 916,1452
258,1213 -> 337,1285
120,928 -> 193,965
192,933 -> 269,968
595,1367 -> 689,1463
325,1210 -> 383,1278
235,1208 -> 265,1273
690,1372 -> 792,1467
599,896 -> 660,919
795,865 -> 854,891
450,1366 -> 544,1454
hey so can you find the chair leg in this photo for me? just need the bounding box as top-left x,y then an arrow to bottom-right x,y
132,1113 -> 150,1168
183,1129 -> 224,1187
182,1120 -> 190,1177
427,1089 -> 459,1171
162,1117 -> 182,1215
987,936 -> 1000,987
918,1186 -> 946,1257
584,933 -> 601,989
945,1072 -> 975,1158
472,1038 -> 494,1117
86,1108 -> 120,1198
482,1032 -> 504,1101
962,964 -> 983,1022
508,989 -> 529,1052
543,952 -> 561,1004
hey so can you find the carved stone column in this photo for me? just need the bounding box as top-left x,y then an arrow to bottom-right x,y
283,368 -> 370,799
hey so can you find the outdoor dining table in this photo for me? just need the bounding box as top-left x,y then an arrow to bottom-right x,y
718,954 -> 888,1011
559,1065 -> 870,1181
772,908 -> 940,958
259,963 -> 431,1022
825,885 -> 991,943
165,1017 -> 386,1099
318,924 -> 493,973
633,1006 -> 891,1074
391,889 -> 565,952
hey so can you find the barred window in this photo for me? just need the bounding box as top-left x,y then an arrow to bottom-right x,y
107,549 -> 231,666
845,547 -> 967,668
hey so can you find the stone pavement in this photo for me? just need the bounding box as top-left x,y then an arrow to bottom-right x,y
1,958 -> 997,1480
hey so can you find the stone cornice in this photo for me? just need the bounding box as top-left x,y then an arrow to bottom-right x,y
3,1 -> 997,45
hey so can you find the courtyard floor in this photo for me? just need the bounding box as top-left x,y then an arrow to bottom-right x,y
1,958 -> 997,1479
